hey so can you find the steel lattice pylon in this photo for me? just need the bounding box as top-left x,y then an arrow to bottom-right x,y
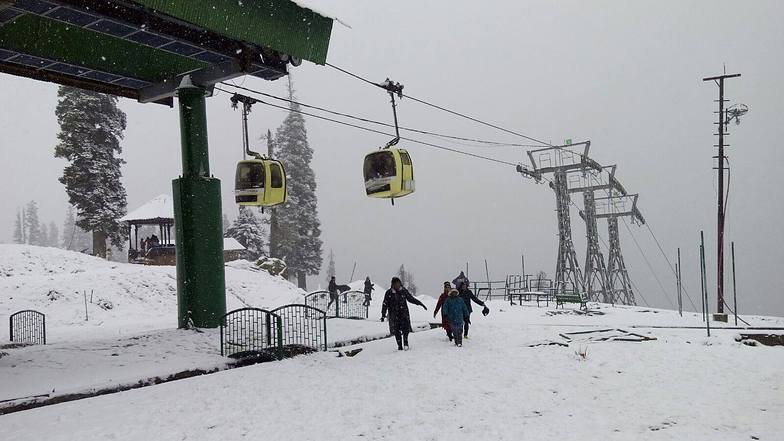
552,170 -> 584,295
606,217 -> 635,305
595,193 -> 645,306
582,190 -> 611,303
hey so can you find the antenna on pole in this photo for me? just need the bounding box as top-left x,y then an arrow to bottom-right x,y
702,70 -> 745,320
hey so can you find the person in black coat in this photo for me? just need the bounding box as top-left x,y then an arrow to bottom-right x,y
327,276 -> 339,309
457,281 -> 489,339
363,276 -> 374,307
381,276 -> 427,350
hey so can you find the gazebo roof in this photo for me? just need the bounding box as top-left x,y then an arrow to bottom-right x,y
120,194 -> 173,225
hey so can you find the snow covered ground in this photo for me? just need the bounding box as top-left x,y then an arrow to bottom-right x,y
1,245 -> 783,440
2,306 -> 783,440
0,245 -> 427,406
0,245 -> 306,342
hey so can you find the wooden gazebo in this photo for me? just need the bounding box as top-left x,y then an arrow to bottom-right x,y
120,194 -> 175,264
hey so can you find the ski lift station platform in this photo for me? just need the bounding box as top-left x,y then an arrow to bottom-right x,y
0,0 -> 335,328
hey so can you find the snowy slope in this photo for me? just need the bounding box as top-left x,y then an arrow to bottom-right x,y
2,303 -> 782,441
0,245 -> 305,341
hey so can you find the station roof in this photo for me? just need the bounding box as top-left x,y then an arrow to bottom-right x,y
0,0 -> 333,104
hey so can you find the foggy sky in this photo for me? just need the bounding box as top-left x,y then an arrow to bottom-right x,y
1,0 -> 782,316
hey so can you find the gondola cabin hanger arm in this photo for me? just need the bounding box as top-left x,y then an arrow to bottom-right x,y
362,78 -> 415,204
231,93 -> 287,208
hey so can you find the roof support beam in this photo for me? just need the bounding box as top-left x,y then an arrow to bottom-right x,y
138,59 -> 246,103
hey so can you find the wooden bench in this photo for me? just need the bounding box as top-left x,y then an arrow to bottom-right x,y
555,294 -> 586,310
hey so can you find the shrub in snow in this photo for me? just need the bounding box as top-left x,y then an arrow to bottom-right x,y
47,290 -> 63,301
256,257 -> 288,278
96,299 -> 114,310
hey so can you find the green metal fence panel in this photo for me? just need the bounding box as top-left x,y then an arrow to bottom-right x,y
220,307 -> 281,358
304,290 -> 368,319
271,304 -> 327,351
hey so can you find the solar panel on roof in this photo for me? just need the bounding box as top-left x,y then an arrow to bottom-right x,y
14,0 -> 57,15
47,62 -> 89,76
192,51 -> 230,64
13,54 -> 51,68
160,41 -> 203,57
45,6 -> 99,27
125,30 -> 172,48
82,70 -> 122,83
86,19 -> 136,38
0,7 -> 23,24
112,77 -> 150,89
0,49 -> 15,60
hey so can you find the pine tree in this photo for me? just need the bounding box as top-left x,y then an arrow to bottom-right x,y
48,222 -> 59,248
397,264 -> 418,295
54,86 -> 128,258
325,249 -> 336,286
222,213 -> 230,236
25,201 -> 43,246
39,223 -> 49,248
270,79 -> 323,289
62,205 -> 92,252
62,205 -> 76,250
13,208 -> 24,244
265,129 -> 281,258
226,207 -> 267,260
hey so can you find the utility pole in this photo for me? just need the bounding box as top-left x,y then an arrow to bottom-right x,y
702,71 -> 741,317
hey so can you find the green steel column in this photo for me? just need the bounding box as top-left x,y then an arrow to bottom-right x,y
172,76 -> 226,328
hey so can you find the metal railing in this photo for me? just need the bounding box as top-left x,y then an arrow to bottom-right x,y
271,304 -> 328,351
304,290 -> 369,319
9,310 -> 46,345
220,305 -> 329,357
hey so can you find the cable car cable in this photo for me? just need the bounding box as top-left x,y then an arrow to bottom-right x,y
620,217 -> 677,309
215,86 -> 520,168
325,62 -> 553,147
220,83 -> 542,149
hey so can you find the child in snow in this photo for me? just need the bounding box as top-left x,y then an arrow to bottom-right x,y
432,281 -> 453,341
441,289 -> 469,347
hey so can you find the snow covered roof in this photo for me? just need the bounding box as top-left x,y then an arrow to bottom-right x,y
289,0 -> 349,28
119,194 -> 173,224
223,238 -> 246,251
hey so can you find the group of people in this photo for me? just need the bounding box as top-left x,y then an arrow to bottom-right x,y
138,234 -> 160,253
380,271 -> 489,350
326,276 -> 375,309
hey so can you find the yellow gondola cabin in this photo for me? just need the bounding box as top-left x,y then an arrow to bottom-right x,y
363,148 -> 415,199
235,159 -> 287,206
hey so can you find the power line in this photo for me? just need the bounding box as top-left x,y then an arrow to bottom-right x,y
215,86 -> 520,167
324,62 -> 553,147
644,223 -> 699,311
621,217 -> 676,309
219,82 -> 542,149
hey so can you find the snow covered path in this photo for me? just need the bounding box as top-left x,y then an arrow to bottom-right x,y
0,318 -> 429,406
2,304 -> 782,441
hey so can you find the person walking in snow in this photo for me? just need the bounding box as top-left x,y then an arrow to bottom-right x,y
327,276 -> 339,310
363,276 -> 374,307
452,271 -> 469,291
442,289 -> 470,347
432,281 -> 454,341
457,281 -> 489,339
381,276 -> 427,350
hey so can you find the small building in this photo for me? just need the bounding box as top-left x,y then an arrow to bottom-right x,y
120,195 -> 246,265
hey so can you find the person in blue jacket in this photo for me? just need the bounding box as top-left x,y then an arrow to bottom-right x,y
441,289 -> 469,347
